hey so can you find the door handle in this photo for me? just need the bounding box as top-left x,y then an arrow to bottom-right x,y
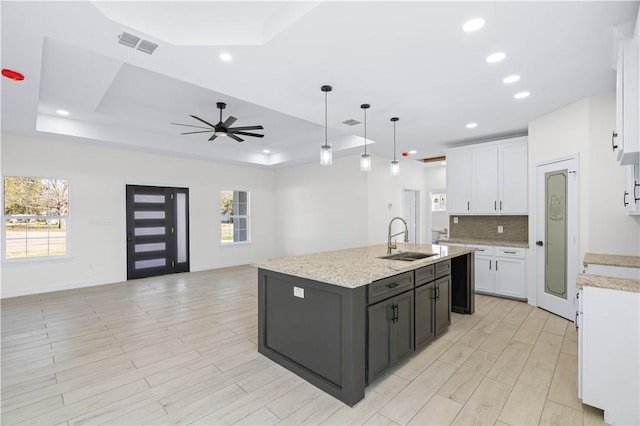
496,260 -> 498,271
494,201 -> 497,211
393,304 -> 399,322
127,234 -> 133,242
635,181 -> 640,202
500,200 -> 502,210
489,260 -> 492,270
612,131 -> 618,150
467,201 -> 470,211
536,241 -> 544,246
624,191 -> 629,207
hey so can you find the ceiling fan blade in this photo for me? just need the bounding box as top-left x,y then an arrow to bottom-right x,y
171,122 -> 212,130
222,116 -> 237,128
227,133 -> 244,142
228,125 -> 264,131
230,131 -> 264,138
190,115 -> 218,128
181,130 -> 214,135
208,134 -> 218,141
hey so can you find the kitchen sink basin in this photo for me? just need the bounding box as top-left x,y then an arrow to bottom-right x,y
379,252 -> 437,261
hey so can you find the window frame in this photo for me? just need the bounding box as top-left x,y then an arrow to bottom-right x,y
2,176 -> 70,261
220,189 -> 251,245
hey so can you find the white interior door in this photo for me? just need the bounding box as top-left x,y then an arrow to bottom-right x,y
402,189 -> 420,243
535,157 -> 579,320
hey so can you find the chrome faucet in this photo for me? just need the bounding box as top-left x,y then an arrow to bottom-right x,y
388,216 -> 409,254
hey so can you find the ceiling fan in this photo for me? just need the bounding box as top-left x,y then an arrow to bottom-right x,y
171,102 -> 264,142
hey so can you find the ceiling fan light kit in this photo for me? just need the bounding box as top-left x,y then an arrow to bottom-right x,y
320,85 -> 333,166
171,101 -> 264,142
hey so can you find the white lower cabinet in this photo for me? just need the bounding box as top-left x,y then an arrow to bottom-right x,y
580,285 -> 640,425
624,163 -> 640,215
471,245 -> 527,300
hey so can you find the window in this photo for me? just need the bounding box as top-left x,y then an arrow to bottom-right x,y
220,190 -> 249,244
3,177 -> 69,259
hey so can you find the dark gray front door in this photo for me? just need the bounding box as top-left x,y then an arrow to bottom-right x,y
126,185 -> 189,280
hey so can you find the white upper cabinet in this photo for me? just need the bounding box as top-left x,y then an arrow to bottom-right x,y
499,141 -> 528,214
446,137 -> 528,215
471,145 -> 499,214
613,24 -> 639,165
446,149 -> 471,214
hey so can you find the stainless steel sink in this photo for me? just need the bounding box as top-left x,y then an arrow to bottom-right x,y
379,252 -> 437,261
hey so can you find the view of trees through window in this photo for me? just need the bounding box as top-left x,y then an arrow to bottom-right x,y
220,190 -> 249,244
4,177 -> 69,259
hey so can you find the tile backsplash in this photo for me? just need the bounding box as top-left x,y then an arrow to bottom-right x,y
449,215 -> 528,242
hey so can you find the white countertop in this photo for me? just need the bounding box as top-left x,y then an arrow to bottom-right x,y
253,243 -> 476,289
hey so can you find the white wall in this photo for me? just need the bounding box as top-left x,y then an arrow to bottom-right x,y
1,135 -> 277,297
527,92 -> 640,304
274,155 -> 369,256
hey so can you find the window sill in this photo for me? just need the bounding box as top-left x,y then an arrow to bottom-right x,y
220,241 -> 251,247
2,255 -> 74,265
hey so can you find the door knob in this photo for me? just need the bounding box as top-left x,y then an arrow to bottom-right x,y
536,241 -> 544,246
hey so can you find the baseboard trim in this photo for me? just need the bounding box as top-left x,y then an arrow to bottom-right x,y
1,277 -> 124,299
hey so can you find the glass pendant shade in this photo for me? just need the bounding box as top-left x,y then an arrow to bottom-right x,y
390,160 -> 400,176
360,154 -> 371,171
320,144 -> 332,165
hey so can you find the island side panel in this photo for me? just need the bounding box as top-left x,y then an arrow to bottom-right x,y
451,253 -> 475,314
257,268 -> 366,406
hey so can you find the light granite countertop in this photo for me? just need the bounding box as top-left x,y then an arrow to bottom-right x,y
583,253 -> 640,268
576,273 -> 640,293
253,243 -> 476,289
438,237 -> 529,248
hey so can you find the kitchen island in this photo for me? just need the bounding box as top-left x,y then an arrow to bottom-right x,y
254,243 -> 475,406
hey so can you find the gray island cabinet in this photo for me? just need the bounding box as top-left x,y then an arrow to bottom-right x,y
254,244 -> 475,406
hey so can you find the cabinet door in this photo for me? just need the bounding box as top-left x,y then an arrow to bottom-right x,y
474,254 -> 495,294
494,257 -> 526,299
471,145 -> 499,214
367,300 -> 393,383
392,291 -> 415,364
615,40 -> 625,158
625,164 -> 640,215
499,141 -> 528,214
620,37 -> 639,166
415,283 -> 435,348
435,276 -> 451,335
446,149 -> 471,214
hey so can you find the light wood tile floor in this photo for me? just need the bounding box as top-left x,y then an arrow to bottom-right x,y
1,266 -> 607,425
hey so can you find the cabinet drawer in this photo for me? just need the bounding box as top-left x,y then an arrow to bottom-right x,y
435,260 -> 451,278
368,272 -> 414,305
496,247 -> 525,259
415,265 -> 435,286
469,245 -> 494,256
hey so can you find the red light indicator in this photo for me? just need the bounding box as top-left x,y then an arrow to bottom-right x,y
402,152 -> 409,157
2,69 -> 25,81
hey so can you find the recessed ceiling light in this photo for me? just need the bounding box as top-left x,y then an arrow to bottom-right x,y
409,150 -> 417,155
466,122 -> 478,129
56,109 -> 70,116
462,18 -> 485,32
503,75 -> 520,84
486,52 -> 506,63
220,53 -> 232,62
514,91 -> 530,99
262,149 -> 270,154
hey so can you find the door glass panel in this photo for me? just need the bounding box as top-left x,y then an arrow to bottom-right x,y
135,258 -> 166,269
134,227 -> 165,236
134,194 -> 165,203
135,243 -> 166,253
176,193 -> 187,263
545,170 -> 568,299
134,211 -> 165,219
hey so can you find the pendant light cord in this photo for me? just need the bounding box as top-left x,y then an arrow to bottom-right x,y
393,120 -> 397,162
324,90 -> 328,145
364,107 -> 367,155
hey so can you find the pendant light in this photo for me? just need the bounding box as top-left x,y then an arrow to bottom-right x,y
390,117 -> 400,176
320,85 -> 333,166
360,103 -> 371,171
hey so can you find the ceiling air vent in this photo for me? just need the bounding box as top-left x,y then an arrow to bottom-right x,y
118,32 -> 140,48
137,40 -> 158,55
118,32 -> 158,55
342,119 -> 361,126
